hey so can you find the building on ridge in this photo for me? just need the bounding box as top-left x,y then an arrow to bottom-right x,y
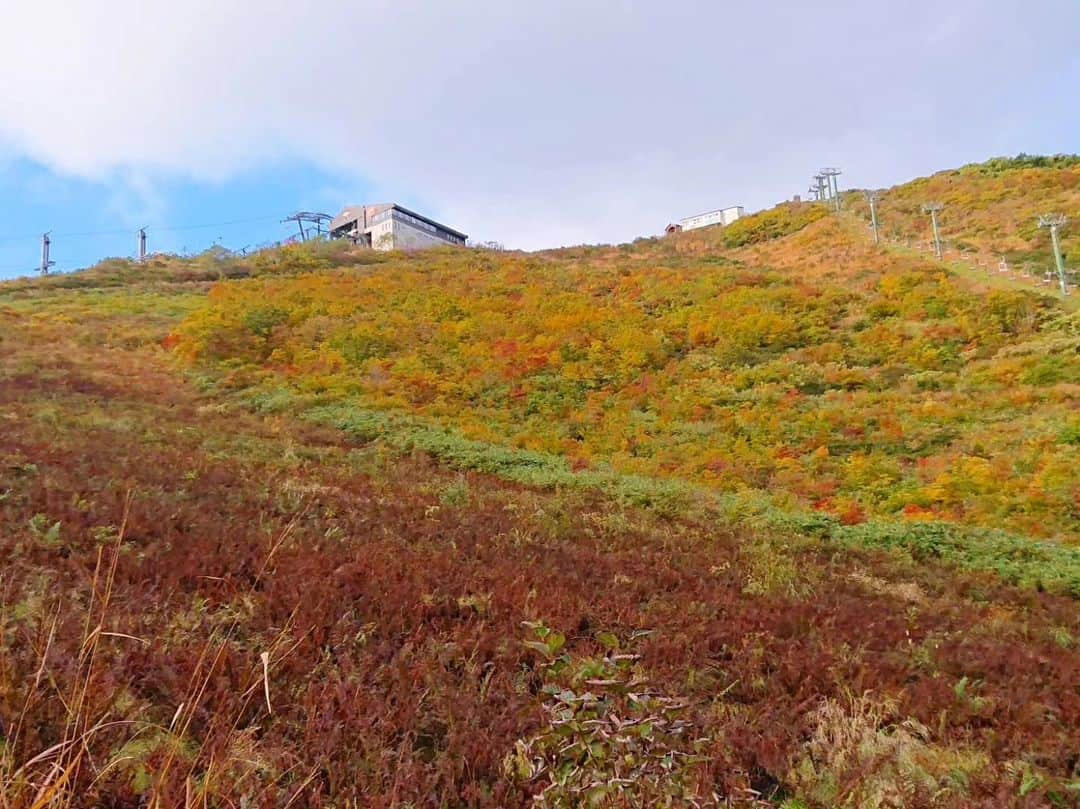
330,204 -> 468,251
676,205 -> 745,233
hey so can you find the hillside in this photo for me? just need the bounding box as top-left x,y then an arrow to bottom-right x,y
1,156 -> 1079,807
847,154 -> 1080,280
175,205 -> 1079,545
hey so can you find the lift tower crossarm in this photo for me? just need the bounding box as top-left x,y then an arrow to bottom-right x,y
282,211 -> 333,242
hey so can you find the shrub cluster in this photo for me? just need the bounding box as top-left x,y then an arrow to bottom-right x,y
173,225 -> 1078,542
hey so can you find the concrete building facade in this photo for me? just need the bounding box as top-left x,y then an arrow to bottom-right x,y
678,205 -> 745,232
330,204 -> 468,251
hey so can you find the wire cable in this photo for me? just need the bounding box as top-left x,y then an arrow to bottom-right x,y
0,214 -> 284,243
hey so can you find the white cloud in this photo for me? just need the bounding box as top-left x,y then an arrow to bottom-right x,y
0,0 -> 1077,249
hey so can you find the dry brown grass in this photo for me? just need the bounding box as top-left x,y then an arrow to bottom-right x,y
789,692 -> 990,808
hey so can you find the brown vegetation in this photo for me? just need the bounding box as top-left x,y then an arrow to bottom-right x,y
1,272 -> 1078,806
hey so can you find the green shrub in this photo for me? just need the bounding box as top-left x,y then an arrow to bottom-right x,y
722,203 -> 830,248
505,624 -> 716,807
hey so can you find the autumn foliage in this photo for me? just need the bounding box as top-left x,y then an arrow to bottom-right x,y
2,155 -> 1079,807
174,204 -> 1079,542
1,290 -> 1078,806
847,154 -> 1080,268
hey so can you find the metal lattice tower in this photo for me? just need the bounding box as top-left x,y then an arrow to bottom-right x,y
1038,214 -> 1070,295
282,211 -> 333,242
821,168 -> 842,211
922,202 -> 945,260
865,192 -> 881,244
40,232 -> 55,276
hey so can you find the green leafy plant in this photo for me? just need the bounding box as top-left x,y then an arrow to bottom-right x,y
27,513 -> 62,547
505,623 -> 718,807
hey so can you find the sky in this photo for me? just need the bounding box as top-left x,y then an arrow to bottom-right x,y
0,0 -> 1078,278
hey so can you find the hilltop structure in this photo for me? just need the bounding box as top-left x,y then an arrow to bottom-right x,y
678,205 -> 745,232
330,204 -> 468,251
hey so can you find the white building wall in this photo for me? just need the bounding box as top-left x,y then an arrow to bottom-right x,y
721,206 -> 745,225
388,219 -> 454,251
366,218 -> 447,251
678,206 -> 746,232
360,208 -> 466,251
679,210 -> 726,231
370,219 -> 395,250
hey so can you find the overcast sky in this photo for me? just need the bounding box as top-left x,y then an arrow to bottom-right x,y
1,0 -> 1078,276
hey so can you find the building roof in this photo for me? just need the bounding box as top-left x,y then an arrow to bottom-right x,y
332,203 -> 467,240
330,204 -> 393,233
390,204 -> 468,240
680,205 -> 744,221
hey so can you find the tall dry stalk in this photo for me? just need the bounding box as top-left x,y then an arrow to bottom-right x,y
2,498 -> 313,807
